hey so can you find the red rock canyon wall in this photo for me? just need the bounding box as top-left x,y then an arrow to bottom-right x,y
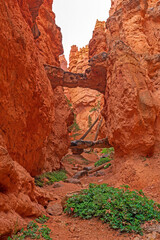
102,0 -> 160,156
0,0 -> 71,236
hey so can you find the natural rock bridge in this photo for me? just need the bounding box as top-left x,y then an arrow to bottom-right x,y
44,51 -> 110,150
44,51 -> 108,94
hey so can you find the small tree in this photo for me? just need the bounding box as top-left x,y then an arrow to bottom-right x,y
88,115 -> 92,128
89,101 -> 101,113
69,114 -> 81,140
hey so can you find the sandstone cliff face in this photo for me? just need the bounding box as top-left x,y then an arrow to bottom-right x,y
100,0 -> 160,156
0,0 -> 71,176
0,0 -> 53,176
89,20 -> 107,58
36,0 -> 63,66
106,0 -> 160,55
0,0 -> 71,236
59,54 -> 68,71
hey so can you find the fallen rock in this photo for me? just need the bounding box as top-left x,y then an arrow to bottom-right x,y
64,178 -> 81,184
53,182 -> 63,188
83,166 -> 93,171
73,170 -> 88,179
46,202 -> 63,216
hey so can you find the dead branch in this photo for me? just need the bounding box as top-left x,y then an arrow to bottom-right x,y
94,117 -> 103,141
70,138 -> 111,149
88,162 -> 108,174
80,115 -> 100,140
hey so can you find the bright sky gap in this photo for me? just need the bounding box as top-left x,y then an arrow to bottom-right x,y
53,0 -> 111,63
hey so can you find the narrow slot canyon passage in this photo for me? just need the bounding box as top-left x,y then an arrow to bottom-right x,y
1,0 -> 160,239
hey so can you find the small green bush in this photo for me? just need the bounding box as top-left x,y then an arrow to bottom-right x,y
64,184 -> 160,235
104,163 -> 112,169
94,147 -> 114,167
101,147 -> 114,155
8,218 -> 51,240
94,157 -> 111,167
68,114 -> 81,140
36,215 -> 49,224
35,170 -> 67,187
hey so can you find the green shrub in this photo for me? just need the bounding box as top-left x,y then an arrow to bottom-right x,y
104,163 -> 112,169
8,218 -> 51,240
64,184 -> 160,235
101,147 -> 114,155
36,215 -> 49,224
88,115 -> 92,128
35,170 -> 67,187
94,157 -> 111,167
68,114 -> 81,140
94,147 -> 115,167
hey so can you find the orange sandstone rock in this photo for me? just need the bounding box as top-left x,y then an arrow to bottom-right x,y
0,0 -> 72,235
36,0 -> 63,66
59,54 -> 68,71
89,20 -> 107,58
102,0 -> 160,156
0,135 -> 51,236
66,44 -> 104,138
68,45 -> 89,73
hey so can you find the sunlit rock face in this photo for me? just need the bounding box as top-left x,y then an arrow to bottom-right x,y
100,0 -> 160,156
36,0 -> 63,66
89,20 -> 108,58
0,0 -> 71,235
59,54 -> 68,71
68,45 -> 89,73
106,0 -> 160,55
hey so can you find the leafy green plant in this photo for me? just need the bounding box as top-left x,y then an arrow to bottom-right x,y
64,183 -> 160,235
94,157 -> 111,167
68,114 -> 81,140
104,163 -> 112,169
101,147 -> 114,155
34,176 -> 44,187
8,220 -> 51,240
35,170 -> 67,187
64,95 -> 73,110
89,101 -> 101,113
36,215 -> 49,224
88,115 -> 92,128
93,147 -> 115,167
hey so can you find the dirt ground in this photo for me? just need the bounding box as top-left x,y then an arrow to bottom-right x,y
30,150 -> 160,240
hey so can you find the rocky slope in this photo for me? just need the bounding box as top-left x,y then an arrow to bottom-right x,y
0,0 -> 72,236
